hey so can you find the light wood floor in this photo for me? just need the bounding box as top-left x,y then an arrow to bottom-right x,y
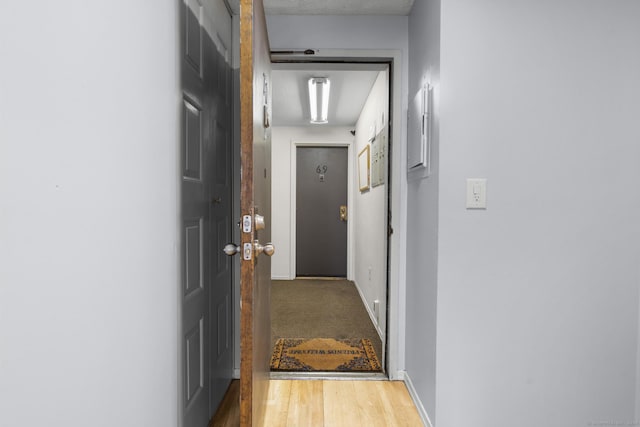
211,379 -> 424,426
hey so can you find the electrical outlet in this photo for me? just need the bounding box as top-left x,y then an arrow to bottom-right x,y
373,300 -> 380,323
466,178 -> 487,209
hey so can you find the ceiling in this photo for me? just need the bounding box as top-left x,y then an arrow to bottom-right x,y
272,63 -> 386,128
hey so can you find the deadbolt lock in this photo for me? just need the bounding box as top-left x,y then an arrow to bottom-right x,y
255,214 -> 266,231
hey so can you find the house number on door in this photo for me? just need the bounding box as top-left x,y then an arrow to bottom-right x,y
316,165 -> 328,182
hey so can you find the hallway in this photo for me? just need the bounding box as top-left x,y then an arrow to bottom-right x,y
211,380 -> 423,426
271,279 -> 384,365
4,1 -> 640,427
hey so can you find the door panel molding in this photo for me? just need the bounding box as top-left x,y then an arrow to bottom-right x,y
183,99 -> 203,181
185,319 -> 204,403
184,0 -> 203,76
184,219 -> 204,297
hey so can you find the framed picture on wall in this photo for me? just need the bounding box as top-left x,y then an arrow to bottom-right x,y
358,145 -> 370,192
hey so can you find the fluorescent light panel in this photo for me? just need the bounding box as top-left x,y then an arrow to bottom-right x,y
308,77 -> 330,124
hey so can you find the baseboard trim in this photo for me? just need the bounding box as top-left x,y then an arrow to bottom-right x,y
233,368 -> 240,379
352,280 -> 384,342
401,370 -> 433,427
271,275 -> 291,280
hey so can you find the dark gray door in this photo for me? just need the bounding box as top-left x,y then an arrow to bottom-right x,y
296,147 -> 348,277
181,1 -> 233,426
207,13 -> 234,419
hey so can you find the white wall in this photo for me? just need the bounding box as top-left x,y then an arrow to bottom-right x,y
353,70 -> 389,338
405,1 -> 640,426
0,2 -> 180,426
405,0 -> 440,423
271,126 -> 354,279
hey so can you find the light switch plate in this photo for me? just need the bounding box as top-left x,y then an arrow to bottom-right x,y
466,178 -> 487,209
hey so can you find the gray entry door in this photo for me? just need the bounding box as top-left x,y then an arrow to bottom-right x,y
181,1 -> 233,426
296,147 -> 348,277
207,8 -> 234,418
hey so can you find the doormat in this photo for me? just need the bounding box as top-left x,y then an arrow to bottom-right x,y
270,338 -> 382,372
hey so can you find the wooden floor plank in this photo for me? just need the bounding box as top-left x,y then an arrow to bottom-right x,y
214,379 -> 424,426
263,380 -> 292,427
209,380 -> 240,427
323,380 -> 365,426
286,380 -> 324,426
377,381 -> 424,426
351,380 -> 393,427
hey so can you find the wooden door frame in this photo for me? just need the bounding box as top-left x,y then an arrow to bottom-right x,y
289,141 -> 354,280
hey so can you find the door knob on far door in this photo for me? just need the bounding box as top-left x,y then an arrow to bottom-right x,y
254,241 -> 275,257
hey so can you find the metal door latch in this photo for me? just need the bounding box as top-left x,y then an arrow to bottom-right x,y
242,215 -> 252,233
243,243 -> 253,260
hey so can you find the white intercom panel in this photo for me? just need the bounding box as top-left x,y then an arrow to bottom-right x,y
407,84 -> 431,176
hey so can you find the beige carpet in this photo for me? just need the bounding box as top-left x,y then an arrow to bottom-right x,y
270,279 -> 383,370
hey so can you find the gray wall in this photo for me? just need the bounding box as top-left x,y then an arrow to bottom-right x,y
407,0 -> 640,425
0,2 -> 180,426
406,0 -> 441,422
267,15 -> 408,53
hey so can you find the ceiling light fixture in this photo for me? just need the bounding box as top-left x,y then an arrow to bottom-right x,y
308,77 -> 330,124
